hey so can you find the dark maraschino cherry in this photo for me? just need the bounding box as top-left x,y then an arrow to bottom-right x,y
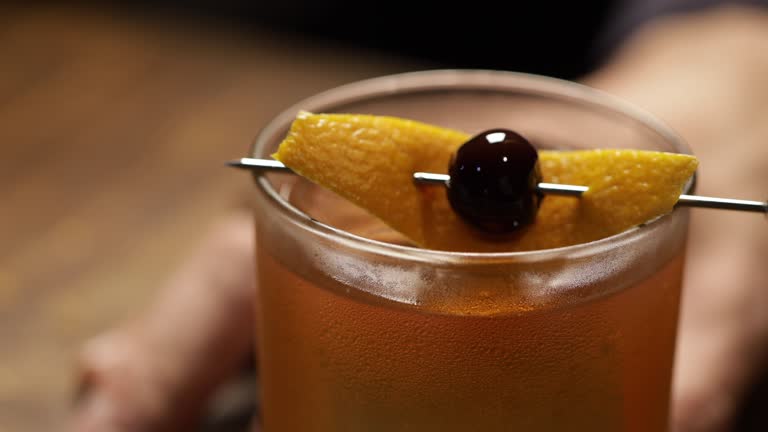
447,129 -> 543,234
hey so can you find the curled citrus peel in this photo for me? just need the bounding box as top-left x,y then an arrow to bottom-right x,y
273,112 -> 697,252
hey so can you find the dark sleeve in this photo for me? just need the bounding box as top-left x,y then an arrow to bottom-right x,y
596,0 -> 768,60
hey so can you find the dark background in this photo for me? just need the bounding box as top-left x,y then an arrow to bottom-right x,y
100,0 -> 619,78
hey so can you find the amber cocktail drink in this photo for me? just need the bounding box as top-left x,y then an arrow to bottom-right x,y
252,71 -> 691,431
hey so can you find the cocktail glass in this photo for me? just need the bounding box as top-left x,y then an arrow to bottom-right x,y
251,70 -> 692,431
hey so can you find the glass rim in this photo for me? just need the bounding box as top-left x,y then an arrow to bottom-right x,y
251,69 -> 694,265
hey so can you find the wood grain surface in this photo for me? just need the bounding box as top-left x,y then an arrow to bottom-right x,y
0,5 -> 422,431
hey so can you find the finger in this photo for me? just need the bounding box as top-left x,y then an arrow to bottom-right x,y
70,211 -> 256,431
672,210 -> 768,432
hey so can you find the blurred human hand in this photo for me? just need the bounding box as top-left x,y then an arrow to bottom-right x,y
69,212 -> 256,432
588,6 -> 768,431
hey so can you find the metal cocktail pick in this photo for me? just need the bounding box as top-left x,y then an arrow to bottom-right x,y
227,157 -> 768,214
